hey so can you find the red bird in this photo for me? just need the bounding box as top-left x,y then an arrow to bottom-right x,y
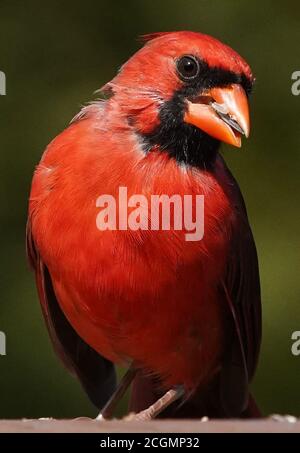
27,31 -> 261,419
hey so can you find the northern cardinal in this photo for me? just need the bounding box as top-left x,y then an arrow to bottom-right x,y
27,31 -> 261,419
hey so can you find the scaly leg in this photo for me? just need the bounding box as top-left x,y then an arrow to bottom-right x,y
97,365 -> 137,420
125,386 -> 185,421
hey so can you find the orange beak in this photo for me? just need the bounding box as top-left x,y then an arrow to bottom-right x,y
184,84 -> 250,148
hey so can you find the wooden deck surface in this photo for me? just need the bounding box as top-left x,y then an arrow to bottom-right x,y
0,417 -> 299,433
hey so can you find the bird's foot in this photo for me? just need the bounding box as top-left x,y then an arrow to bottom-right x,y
96,365 -> 137,420
124,386 -> 185,421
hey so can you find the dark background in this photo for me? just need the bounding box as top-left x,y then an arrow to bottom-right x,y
0,0 -> 300,418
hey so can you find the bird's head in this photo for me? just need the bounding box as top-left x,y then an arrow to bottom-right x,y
105,31 -> 254,168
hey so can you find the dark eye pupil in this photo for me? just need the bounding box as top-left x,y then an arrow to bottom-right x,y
183,60 -> 194,72
177,56 -> 199,80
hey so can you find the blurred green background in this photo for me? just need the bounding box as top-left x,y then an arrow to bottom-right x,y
0,0 -> 300,418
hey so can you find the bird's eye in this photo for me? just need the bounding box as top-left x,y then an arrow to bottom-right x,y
176,55 -> 200,81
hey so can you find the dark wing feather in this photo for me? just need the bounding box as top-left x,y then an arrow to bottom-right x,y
218,158 -> 262,416
26,218 -> 116,410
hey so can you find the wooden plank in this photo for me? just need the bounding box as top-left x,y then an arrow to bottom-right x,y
0,418 -> 299,433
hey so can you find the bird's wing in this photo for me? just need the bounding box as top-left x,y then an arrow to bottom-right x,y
26,217 -> 116,410
218,157 -> 262,416
129,159 -> 261,419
